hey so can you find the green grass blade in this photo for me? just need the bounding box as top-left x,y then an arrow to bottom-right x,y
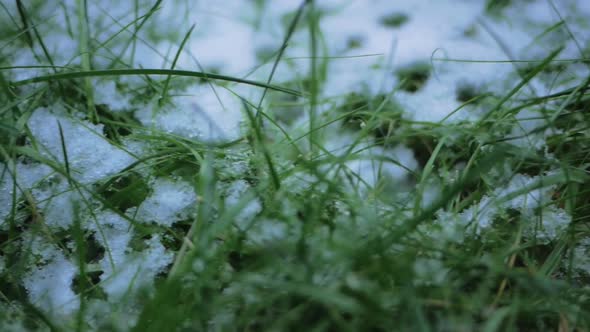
479,47 -> 563,123
9,68 -> 303,96
256,0 -> 309,113
242,98 -> 281,190
160,24 -> 195,105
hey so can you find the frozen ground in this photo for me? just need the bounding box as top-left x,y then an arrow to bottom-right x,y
0,0 -> 589,328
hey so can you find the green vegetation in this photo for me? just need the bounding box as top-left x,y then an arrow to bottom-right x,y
379,12 -> 410,29
1,1 -> 590,331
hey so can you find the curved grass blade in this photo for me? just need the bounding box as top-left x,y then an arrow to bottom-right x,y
10,68 -> 303,96
479,47 -> 563,123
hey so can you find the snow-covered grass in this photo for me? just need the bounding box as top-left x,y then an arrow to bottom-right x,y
1,0 -> 590,330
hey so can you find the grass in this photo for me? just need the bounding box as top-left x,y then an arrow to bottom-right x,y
1,0 -> 590,331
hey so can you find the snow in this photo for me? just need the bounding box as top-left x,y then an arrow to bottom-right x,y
135,178 -> 197,226
23,250 -> 79,316
224,179 -> 263,229
27,108 -> 136,184
0,161 -> 53,225
437,172 -> 570,241
135,85 -> 244,143
322,131 -> 418,190
93,80 -> 133,112
89,211 -> 133,276
86,211 -> 174,302
100,236 -> 173,301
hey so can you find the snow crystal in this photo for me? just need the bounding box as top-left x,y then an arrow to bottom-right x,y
27,108 -> 136,184
135,178 -> 197,226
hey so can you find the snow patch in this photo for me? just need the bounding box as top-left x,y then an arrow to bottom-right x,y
23,251 -> 79,315
27,108 -> 136,184
135,178 -> 197,226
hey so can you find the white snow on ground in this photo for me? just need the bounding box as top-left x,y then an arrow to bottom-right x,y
27,108 -> 136,184
23,250 -> 79,315
135,178 -> 197,226
100,236 -> 173,301
437,172 -> 570,242
87,211 -> 173,302
135,85 -> 244,143
0,161 -> 53,225
93,80 -> 133,112
224,180 -> 263,229
322,130 -> 418,190
507,108 -> 562,150
83,210 -> 174,302
89,211 -> 133,280
344,144 -> 418,190
31,181 -> 78,229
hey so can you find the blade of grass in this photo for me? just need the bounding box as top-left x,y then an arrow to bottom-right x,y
76,0 -> 97,122
256,0 -> 310,118
159,24 -> 195,106
10,68 -> 303,96
242,98 -> 281,190
15,0 -> 33,47
413,136 -> 447,216
107,0 -> 163,69
308,0 -> 319,156
479,47 -> 563,124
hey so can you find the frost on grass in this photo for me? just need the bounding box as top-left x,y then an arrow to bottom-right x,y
27,108 -> 136,184
23,250 -> 79,316
135,178 -> 197,226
